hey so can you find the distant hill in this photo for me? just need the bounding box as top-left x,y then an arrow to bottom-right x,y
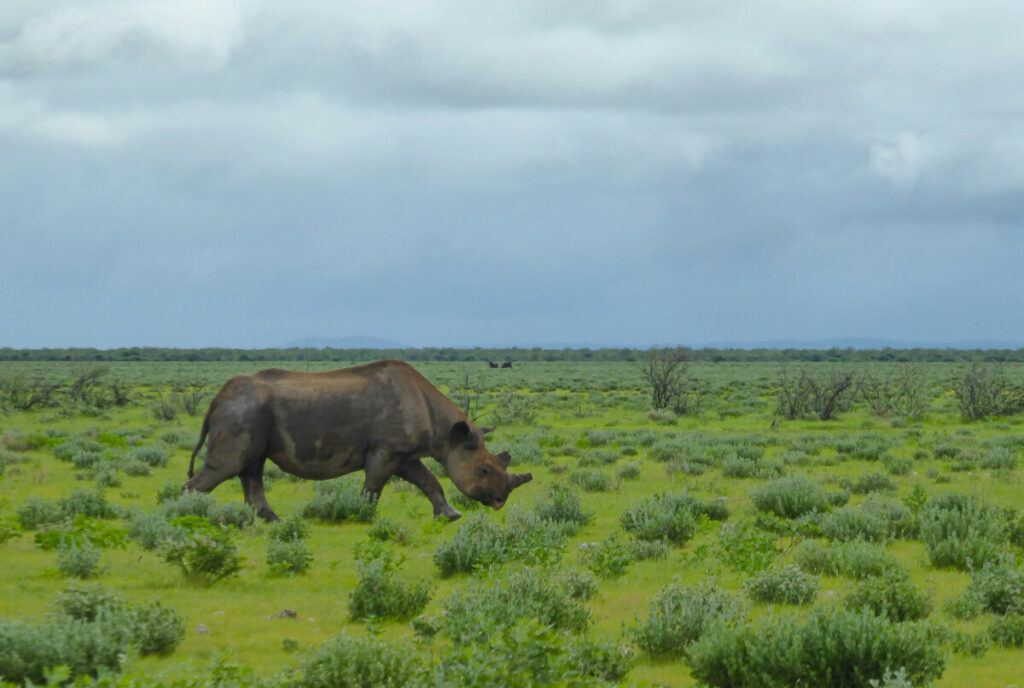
286,336 -> 405,349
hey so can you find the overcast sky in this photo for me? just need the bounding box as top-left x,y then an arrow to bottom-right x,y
2,1 -> 1023,349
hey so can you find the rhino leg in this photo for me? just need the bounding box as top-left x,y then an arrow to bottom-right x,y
239,458 -> 279,522
395,459 -> 462,521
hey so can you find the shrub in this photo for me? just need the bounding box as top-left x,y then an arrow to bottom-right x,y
686,607 -> 944,688
131,601 -> 187,655
632,582 -> 745,658
296,632 -> 423,688
819,504 -> 891,543
620,493 -> 698,545
989,614 -> 1024,648
347,547 -> 431,621
502,506 -> 573,565
843,471 -> 896,495
0,587 -> 187,684
619,491 -> 724,545
716,520 -> 778,574
568,468 -> 613,492
568,636 -> 636,682
367,516 -> 411,545
304,477 -> 377,523
56,541 -> 104,579
919,492 -> 1007,570
750,475 -> 833,519
60,489 -> 117,520
432,620 -> 603,688
617,461 -> 642,481
267,539 -> 314,575
433,512 -> 507,576
442,567 -> 591,645
794,540 -> 899,580
580,535 -> 633,579
128,510 -> 179,551
161,516 -> 241,583
954,555 -> 1024,616
980,447 -> 1018,470
17,496 -> 64,529
534,484 -> 591,533
129,445 -> 170,468
744,565 -> 819,605
268,513 -> 310,543
844,568 -> 932,622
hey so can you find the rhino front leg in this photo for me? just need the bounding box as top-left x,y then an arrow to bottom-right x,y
395,459 -> 462,521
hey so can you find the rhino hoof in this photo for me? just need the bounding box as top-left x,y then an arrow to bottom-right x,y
435,506 -> 462,522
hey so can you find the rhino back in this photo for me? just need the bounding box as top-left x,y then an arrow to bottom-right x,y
253,361 -> 443,478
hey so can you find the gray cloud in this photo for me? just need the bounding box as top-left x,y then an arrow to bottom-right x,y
2,1 -> 1023,348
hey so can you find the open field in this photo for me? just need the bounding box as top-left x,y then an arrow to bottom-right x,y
2,359 -> 1024,686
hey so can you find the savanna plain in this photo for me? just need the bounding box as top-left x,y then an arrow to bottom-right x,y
2,358 -> 1024,687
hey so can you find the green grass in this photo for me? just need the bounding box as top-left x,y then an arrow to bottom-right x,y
2,360 -> 1024,686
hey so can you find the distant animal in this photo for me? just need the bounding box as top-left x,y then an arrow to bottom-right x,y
488,361 -> 499,368
185,359 -> 532,521
501,361 -> 513,369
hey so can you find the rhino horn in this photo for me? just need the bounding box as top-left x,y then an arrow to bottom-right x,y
509,472 -> 533,490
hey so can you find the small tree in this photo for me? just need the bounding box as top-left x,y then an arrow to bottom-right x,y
953,363 -> 1024,420
639,348 -> 705,414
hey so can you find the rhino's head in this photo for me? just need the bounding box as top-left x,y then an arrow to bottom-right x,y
444,420 -> 532,510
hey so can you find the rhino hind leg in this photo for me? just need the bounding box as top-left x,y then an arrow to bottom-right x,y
239,459 -> 279,522
395,459 -> 462,521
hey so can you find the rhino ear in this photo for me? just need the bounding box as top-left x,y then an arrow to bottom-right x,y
496,451 -> 511,469
450,421 -> 479,450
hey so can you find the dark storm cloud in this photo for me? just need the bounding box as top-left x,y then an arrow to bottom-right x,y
2,1 -> 1023,348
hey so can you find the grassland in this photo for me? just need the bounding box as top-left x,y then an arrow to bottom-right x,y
1,359 -> 1024,686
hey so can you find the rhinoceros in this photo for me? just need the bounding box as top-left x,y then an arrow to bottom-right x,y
184,359 -> 532,521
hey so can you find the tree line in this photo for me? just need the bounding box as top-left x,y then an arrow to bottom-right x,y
2,346 -> 1024,364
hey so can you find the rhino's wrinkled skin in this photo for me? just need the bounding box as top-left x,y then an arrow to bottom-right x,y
184,359 -> 532,521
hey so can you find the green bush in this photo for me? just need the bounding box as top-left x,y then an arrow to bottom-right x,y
744,565 -> 819,605
433,512 -> 507,576
632,582 -> 745,658
794,540 -> 899,580
619,491 -> 724,545
367,516 -> 411,545
160,516 -> 241,583
617,461 -> 642,481
128,509 -> 179,551
980,447 -> 1018,470
0,586 -> 187,684
534,484 -> 591,533
919,492 -> 1007,570
952,555 -> 1024,616
347,546 -> 430,621
686,607 -> 944,688
989,614 -> 1024,648
432,619 -> 605,688
296,632 -> 423,688
580,535 -> 633,579
441,567 -> 591,645
129,445 -> 169,468
843,471 -> 895,495
819,504 -> 891,542
131,601 -> 187,655
267,539 -> 314,575
568,635 -> 636,682
56,541 -> 104,579
568,468 -> 613,492
268,513 -> 310,543
844,568 -> 932,621
16,496 -> 65,530
750,475 -> 833,519
304,477 -> 378,523
716,520 -> 778,574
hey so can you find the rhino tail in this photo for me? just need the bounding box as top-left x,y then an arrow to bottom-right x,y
188,411 -> 211,479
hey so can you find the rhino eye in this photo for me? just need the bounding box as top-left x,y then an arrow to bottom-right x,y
477,466 -> 491,478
